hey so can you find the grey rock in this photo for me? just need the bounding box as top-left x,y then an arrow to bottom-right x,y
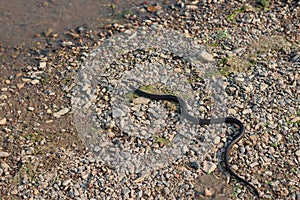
122,187 -> 130,196
189,161 -> 199,170
112,108 -> 126,118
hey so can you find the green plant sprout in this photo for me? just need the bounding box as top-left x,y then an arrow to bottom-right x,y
227,6 -> 247,21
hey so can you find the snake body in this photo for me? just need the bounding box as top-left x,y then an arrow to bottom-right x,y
134,88 -> 259,198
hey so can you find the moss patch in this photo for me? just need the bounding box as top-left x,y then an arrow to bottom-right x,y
256,0 -> 270,8
154,135 -> 171,146
227,5 -> 247,21
218,56 -> 252,76
248,35 -> 291,56
217,35 -> 291,76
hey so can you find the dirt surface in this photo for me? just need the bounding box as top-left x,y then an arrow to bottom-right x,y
0,0 -> 299,199
0,0 -> 146,47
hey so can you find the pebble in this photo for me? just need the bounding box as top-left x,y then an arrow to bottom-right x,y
260,83 -> 268,91
39,61 -> 47,69
202,161 -> 217,174
62,41 -> 73,47
275,134 -> 282,143
0,118 -> 7,125
250,162 -> 259,168
28,106 -> 35,111
189,161 -> 200,170
234,77 -> 245,83
0,152 -> 9,158
295,150 -> 300,157
31,79 -> 40,85
204,188 -> 213,196
122,187 -> 130,196
53,108 -> 70,118
228,108 -> 236,115
11,189 -> 18,195
133,97 -> 150,104
63,178 -> 72,186
1,162 -> 10,172
26,147 -> 34,155
163,187 -> 170,195
291,116 -> 300,123
238,147 -> 246,154
186,5 -> 198,10
198,51 -> 214,62
213,136 -> 221,145
112,108 -> 125,118
17,82 -> 25,89
242,108 -> 252,115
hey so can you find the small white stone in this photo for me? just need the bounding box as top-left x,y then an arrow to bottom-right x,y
244,86 -> 252,93
11,189 -> 18,195
275,134 -> 282,143
133,97 -> 150,104
81,172 -> 89,180
234,77 -> 244,83
291,116 -> 300,123
242,108 -> 252,115
1,161 -> 10,171
62,178 -> 72,186
0,152 -> 9,158
39,61 -> 47,69
295,149 -> 300,157
124,29 -> 132,35
46,109 -> 52,114
213,136 -> 221,145
199,51 -> 214,62
26,147 -> 34,155
31,79 -> 40,85
250,162 -> 259,168
203,161 -> 217,173
186,5 -> 198,10
0,118 -> 7,125
228,108 -> 236,115
260,83 -> 268,91
0,95 -> 8,100
28,107 -> 35,111
53,108 -> 69,118
62,41 -> 73,47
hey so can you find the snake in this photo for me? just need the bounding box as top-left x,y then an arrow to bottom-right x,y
133,88 -> 260,198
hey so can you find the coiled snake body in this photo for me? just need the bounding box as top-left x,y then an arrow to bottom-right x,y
134,88 -> 259,198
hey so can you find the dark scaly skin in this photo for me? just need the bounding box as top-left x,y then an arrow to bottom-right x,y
134,88 -> 260,198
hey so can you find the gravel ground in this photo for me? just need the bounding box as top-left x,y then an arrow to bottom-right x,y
0,0 -> 299,200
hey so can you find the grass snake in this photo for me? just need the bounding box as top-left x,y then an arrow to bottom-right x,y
134,88 -> 260,198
